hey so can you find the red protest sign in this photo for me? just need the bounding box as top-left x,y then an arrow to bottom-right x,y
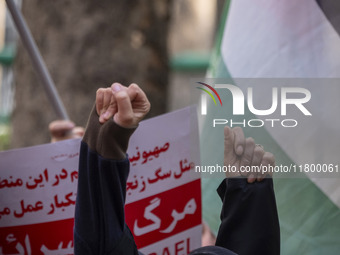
0,106 -> 201,254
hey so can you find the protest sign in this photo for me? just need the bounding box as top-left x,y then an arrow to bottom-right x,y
0,138 -> 80,254
125,106 -> 201,255
0,106 -> 201,254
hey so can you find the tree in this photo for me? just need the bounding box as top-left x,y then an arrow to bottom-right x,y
10,0 -> 172,148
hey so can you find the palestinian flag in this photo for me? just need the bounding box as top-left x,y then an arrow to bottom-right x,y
201,0 -> 340,254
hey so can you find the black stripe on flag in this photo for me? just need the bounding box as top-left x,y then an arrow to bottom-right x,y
316,0 -> 340,36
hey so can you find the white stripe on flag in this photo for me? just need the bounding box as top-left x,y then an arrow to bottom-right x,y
221,0 -> 340,78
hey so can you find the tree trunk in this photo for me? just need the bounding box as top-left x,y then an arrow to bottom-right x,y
10,0 -> 172,149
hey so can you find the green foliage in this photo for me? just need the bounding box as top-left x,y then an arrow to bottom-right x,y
0,123 -> 10,151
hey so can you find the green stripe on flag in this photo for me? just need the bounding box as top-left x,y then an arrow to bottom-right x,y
207,0 -> 232,78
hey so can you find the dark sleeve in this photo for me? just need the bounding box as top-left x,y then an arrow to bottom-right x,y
74,105 -> 139,255
215,178 -> 280,255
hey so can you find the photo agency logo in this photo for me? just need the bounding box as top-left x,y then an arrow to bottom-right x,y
195,82 -> 312,128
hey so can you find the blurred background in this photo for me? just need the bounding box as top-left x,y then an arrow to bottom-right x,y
1,1 -> 340,254
0,0 -> 224,150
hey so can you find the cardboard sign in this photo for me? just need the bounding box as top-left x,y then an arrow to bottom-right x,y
0,106 -> 201,255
